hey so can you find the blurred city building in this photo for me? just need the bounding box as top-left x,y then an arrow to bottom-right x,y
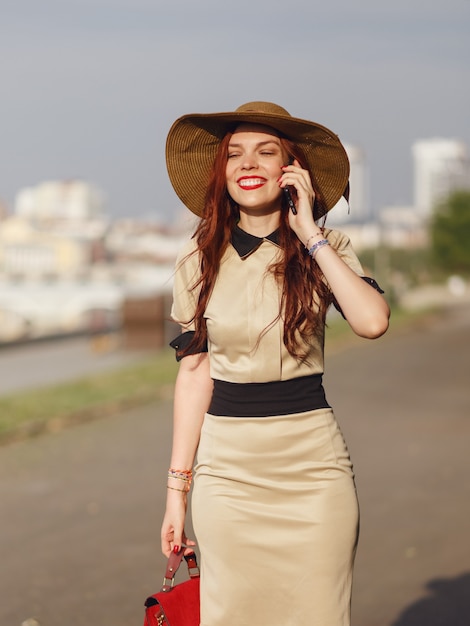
15,179 -> 106,221
378,206 -> 428,248
106,219 -> 186,264
1,135 -> 469,346
0,181 -> 189,345
0,199 -> 9,220
412,139 -> 470,218
0,216 -> 104,279
336,137 -> 470,250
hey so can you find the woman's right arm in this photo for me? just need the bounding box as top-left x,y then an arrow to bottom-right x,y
160,351 -> 213,557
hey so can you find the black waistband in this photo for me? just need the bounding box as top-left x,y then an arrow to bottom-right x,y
208,374 -> 329,418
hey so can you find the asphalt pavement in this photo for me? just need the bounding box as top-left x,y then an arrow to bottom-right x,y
1,303 -> 469,626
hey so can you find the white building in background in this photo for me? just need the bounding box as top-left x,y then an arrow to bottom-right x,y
327,143 -> 369,225
0,216 -> 92,278
15,180 -> 106,221
412,139 -> 470,218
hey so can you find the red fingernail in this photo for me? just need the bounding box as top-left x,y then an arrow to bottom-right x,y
173,545 -> 180,554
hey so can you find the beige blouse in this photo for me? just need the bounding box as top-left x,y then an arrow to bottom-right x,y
171,228 -> 364,384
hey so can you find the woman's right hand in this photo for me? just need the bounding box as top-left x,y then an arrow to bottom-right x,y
160,491 -> 196,557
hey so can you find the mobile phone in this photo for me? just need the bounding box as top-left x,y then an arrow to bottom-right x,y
283,159 -> 297,214
283,187 -> 297,215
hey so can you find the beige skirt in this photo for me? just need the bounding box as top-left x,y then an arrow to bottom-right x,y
192,408 -> 359,626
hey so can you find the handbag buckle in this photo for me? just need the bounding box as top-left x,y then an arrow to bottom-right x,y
161,576 -> 175,592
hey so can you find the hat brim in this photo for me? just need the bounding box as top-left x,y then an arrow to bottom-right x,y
166,109 -> 350,217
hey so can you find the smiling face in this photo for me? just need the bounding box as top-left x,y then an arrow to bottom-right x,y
225,124 -> 288,215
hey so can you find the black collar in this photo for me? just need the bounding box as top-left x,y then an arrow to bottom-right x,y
231,225 -> 280,259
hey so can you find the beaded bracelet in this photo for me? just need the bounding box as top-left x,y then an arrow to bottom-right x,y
305,232 -> 324,250
307,238 -> 330,258
168,468 -> 193,491
168,468 -> 193,480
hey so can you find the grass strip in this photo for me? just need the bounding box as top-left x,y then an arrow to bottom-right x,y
0,306 -> 440,446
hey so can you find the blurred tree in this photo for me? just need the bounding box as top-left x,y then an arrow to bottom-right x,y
431,190 -> 470,274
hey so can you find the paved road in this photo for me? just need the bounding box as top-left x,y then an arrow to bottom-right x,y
1,304 -> 469,626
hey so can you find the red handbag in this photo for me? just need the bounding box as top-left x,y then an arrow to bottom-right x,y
144,548 -> 200,626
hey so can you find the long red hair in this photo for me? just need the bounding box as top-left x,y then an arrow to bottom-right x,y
180,130 -> 333,360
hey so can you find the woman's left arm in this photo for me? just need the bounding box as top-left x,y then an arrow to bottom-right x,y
314,244 -> 390,338
280,160 -> 390,339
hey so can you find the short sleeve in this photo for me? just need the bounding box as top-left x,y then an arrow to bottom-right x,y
324,228 -> 364,276
171,238 -> 201,332
324,229 -> 385,318
169,330 -> 208,361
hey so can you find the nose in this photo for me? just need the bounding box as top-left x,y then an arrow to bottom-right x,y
240,153 -> 258,170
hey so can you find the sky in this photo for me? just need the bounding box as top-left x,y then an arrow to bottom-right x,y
1,0 -> 469,224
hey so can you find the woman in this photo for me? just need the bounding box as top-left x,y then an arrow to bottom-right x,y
161,101 -> 390,626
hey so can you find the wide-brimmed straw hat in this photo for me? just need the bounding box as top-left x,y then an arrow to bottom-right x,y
165,101 -> 350,217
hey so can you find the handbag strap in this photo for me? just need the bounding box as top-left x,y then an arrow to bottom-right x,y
161,547 -> 200,592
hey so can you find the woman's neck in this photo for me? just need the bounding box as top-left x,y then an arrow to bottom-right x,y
237,211 -> 280,237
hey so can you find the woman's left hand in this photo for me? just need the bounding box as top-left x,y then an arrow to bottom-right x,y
279,159 -> 319,245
